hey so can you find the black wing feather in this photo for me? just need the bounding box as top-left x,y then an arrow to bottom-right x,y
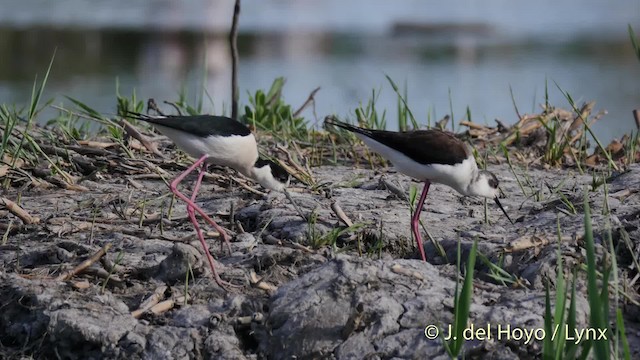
129,113 -> 251,137
326,118 -> 468,166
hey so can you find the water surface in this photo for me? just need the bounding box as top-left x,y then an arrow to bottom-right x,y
1,0 -> 638,143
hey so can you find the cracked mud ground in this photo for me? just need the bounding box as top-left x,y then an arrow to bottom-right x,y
1,163 -> 639,359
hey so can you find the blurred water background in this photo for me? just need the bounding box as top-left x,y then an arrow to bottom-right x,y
0,0 -> 639,142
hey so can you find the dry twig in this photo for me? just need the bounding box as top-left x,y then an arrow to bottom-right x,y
330,201 -> 353,227
293,86 -> 321,118
0,197 -> 39,224
229,0 -> 241,119
56,243 -> 112,281
131,286 -> 168,318
502,234 -> 572,253
249,270 -> 278,293
120,119 -> 164,157
390,264 -> 424,280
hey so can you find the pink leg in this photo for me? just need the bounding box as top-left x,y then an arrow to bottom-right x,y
186,196 -> 229,287
411,181 -> 431,262
185,162 -> 231,287
169,155 -> 233,287
189,162 -> 232,255
169,155 -> 230,246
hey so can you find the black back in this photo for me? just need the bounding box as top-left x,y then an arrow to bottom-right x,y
129,113 -> 251,137
325,118 -> 469,166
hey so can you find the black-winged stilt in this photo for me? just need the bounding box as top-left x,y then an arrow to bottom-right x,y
128,113 -> 290,287
325,117 -> 512,262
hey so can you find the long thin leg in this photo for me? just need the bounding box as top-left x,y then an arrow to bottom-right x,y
169,155 -> 231,246
411,181 -> 431,262
189,162 -> 232,254
185,162 -> 234,287
186,195 -> 228,287
169,155 -> 233,286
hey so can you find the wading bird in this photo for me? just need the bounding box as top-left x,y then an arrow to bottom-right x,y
128,113 -> 291,287
325,117 -> 512,262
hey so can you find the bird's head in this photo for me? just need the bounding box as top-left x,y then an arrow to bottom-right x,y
468,170 -> 500,198
251,158 -> 290,192
468,170 -> 513,224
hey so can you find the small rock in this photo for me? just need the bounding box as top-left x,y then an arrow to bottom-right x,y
155,243 -> 204,283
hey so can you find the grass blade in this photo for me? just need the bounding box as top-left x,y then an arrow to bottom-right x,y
554,81 -> 618,171
65,96 -> 104,120
583,189 -> 609,360
628,25 -> 640,62
616,309 -> 632,360
28,49 -> 56,121
543,281 -> 554,357
553,220 -> 567,360
445,240 -> 477,357
384,74 -> 417,128
564,270 -> 579,359
10,50 -> 56,170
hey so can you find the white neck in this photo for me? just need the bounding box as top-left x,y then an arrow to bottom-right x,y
249,166 -> 285,192
434,157 -> 480,196
464,170 -> 498,198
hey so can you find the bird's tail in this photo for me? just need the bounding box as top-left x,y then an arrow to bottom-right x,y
324,116 -> 373,137
123,111 -> 153,122
123,111 -> 171,126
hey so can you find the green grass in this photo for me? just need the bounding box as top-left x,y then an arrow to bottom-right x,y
243,77 -> 308,140
101,249 -> 124,293
500,143 -> 529,198
583,189 -> 611,359
310,220 -> 366,249
2,52 -> 56,183
0,105 -> 20,166
542,218 -> 575,359
540,188 -> 632,360
46,108 -> 91,141
537,110 -> 572,166
476,251 -> 522,287
354,87 -> 387,131
555,82 -> 618,172
385,74 -> 418,131
623,131 -> 639,167
443,239 -> 477,358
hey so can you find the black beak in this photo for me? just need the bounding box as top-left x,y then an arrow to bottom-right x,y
494,196 -> 514,225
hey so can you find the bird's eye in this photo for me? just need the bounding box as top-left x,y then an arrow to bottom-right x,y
489,177 -> 499,188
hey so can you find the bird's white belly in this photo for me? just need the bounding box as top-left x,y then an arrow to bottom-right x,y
155,125 -> 259,173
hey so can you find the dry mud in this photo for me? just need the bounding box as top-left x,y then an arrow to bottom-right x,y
1,163 -> 639,359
